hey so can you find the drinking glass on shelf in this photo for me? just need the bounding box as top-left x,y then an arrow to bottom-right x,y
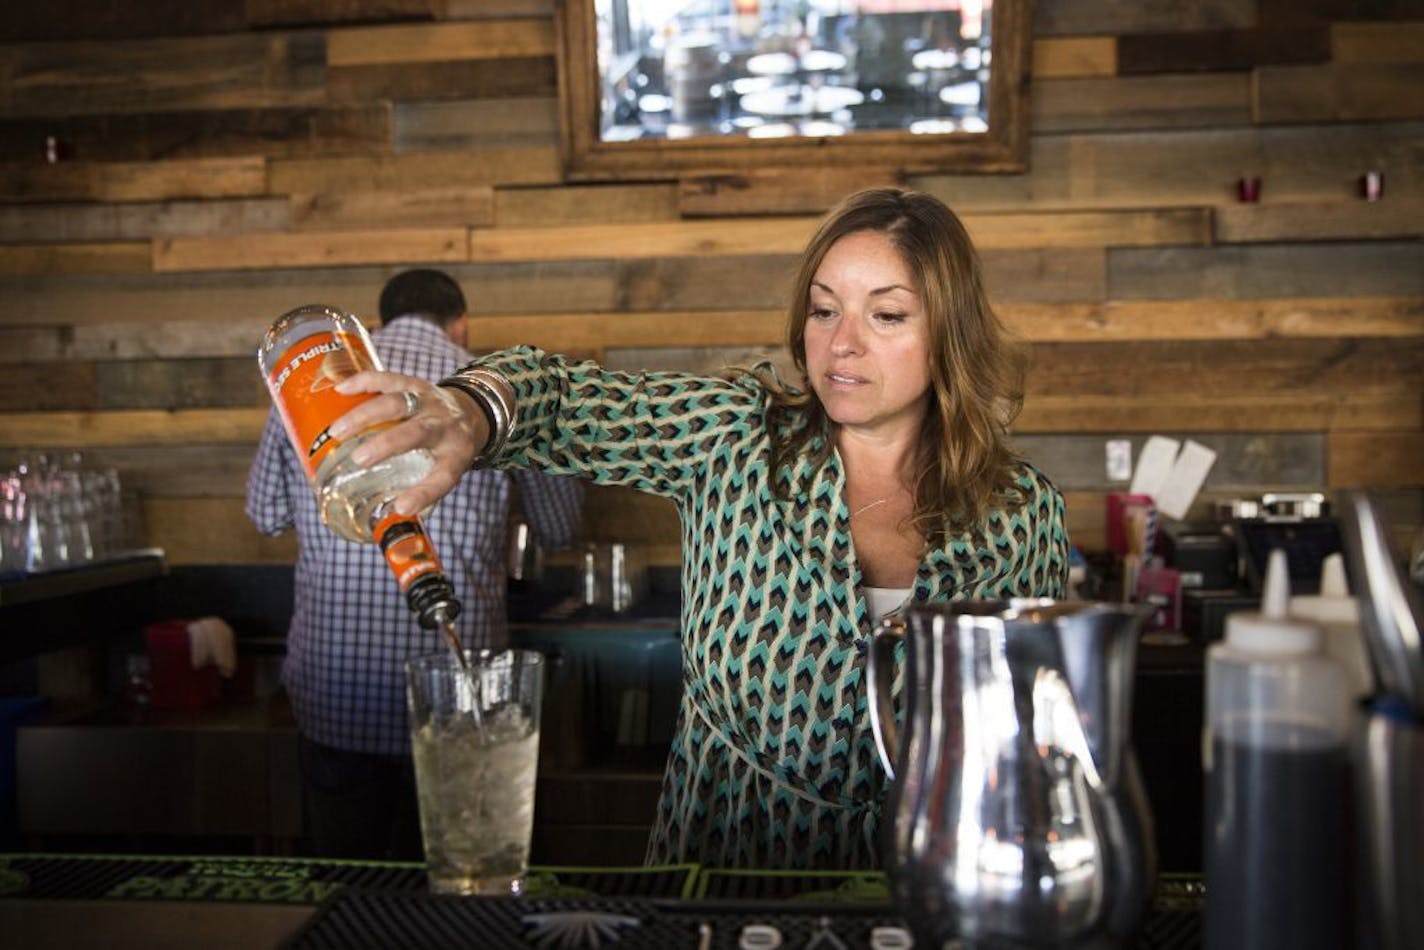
84,469 -> 117,559
17,457 -> 65,571
0,471 -> 28,575
59,470 -> 94,564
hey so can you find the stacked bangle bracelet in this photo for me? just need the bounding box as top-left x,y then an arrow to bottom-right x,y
438,365 -> 516,466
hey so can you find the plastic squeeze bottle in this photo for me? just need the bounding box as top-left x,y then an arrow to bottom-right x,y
257,304 -> 460,634
1202,548 -> 1351,950
1291,551 -> 1373,700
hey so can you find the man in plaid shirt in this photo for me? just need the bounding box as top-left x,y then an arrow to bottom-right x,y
246,269 -> 582,859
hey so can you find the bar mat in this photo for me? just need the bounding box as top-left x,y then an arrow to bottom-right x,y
0,855 -> 697,904
697,869 -> 889,902
696,868 -> 1205,909
283,892 -> 1202,949
284,894 -> 906,949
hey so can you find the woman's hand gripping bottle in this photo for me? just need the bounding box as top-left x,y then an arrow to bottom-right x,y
257,304 -> 460,634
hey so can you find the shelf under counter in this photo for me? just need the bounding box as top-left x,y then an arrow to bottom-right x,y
15,696 -> 302,849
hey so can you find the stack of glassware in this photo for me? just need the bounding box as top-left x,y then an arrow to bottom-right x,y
0,451 -> 134,576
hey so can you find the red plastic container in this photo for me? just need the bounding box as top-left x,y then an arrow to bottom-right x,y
144,620 -> 221,710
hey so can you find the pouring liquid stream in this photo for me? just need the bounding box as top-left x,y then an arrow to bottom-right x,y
440,619 -> 486,737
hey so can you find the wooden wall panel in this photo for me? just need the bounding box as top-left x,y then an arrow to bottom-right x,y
95,359 -> 265,410
0,34 -> 327,118
0,262 -> 622,328
468,310 -> 784,353
144,498 -> 296,565
1017,391 -> 1419,433
1330,21 -> 1424,62
599,257 -> 787,313
326,57 -> 557,103
1116,28 -> 1331,73
394,98 -> 558,151
0,0 -> 1418,572
678,169 -> 910,218
0,106 -> 392,163
443,0 -> 552,17
324,19 -> 552,65
662,120 -> 1424,217
1032,75 -> 1252,131
153,227 -> 468,271
244,0 -> 439,28
0,157 -> 269,203
1034,0 -> 1256,37
1108,243 -> 1424,299
0,241 -> 151,276
0,1 -> 247,43
470,210 -> 1207,266
1255,63 -> 1424,122
0,199 -> 288,243
287,187 -> 494,230
1003,297 -> 1424,342
919,120 -> 1424,211
1329,432 -> 1424,486
0,445 -> 265,498
1032,37 -> 1117,78
0,364 -> 99,412
1214,199 -> 1424,242
496,184 -> 679,226
982,249 -> 1109,303
1026,339 -> 1424,400
471,218 -> 816,263
268,147 -> 561,192
0,409 -> 266,448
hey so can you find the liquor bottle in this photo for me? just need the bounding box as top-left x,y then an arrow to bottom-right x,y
258,304 -> 460,631
1203,548 -> 1350,950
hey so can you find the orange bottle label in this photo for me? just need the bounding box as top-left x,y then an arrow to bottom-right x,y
374,512 -> 444,593
266,329 -> 381,483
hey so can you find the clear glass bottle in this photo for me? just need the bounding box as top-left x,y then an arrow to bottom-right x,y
258,304 -> 433,543
258,304 -> 460,630
1203,548 -> 1351,950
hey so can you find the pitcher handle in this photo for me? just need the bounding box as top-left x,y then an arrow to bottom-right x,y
867,617 -> 905,781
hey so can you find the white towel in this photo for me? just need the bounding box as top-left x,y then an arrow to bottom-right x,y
187,616 -> 237,678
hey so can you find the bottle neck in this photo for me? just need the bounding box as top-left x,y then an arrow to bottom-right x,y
371,507 -> 462,629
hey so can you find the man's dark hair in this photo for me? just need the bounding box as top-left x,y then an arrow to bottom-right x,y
378,269 -> 467,327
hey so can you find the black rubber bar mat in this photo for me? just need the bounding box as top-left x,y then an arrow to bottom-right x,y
283,892 -> 1202,949
0,855 -> 697,904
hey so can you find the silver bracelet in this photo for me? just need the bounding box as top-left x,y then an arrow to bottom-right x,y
438,365 -> 516,466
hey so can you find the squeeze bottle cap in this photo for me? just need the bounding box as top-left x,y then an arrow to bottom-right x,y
1291,552 -> 1359,625
1226,548 -> 1324,654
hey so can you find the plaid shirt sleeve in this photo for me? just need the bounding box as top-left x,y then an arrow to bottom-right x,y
245,407 -> 295,536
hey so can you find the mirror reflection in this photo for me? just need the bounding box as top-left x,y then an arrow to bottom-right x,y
595,1 -> 994,143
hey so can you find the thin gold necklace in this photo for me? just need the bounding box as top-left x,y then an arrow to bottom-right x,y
851,497 -> 889,519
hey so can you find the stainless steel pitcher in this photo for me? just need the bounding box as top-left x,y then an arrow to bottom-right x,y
867,599 -> 1158,948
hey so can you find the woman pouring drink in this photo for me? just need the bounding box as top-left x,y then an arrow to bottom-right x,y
327,188 -> 1070,869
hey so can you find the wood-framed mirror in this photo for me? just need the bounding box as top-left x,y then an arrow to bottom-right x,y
556,0 -> 1034,181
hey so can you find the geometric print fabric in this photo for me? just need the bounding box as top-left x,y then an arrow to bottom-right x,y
476,346 -> 1070,869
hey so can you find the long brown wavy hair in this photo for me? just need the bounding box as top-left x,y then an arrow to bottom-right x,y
766,187 -> 1028,544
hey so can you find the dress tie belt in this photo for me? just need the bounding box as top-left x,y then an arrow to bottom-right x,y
688,698 -> 856,812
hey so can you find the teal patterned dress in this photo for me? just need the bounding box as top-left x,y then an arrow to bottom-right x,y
473,346 -> 1070,870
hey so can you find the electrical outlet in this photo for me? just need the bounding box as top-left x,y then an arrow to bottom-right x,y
1105,439 -> 1133,482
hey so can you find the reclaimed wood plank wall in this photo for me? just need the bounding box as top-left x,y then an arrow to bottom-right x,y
0,0 -> 1420,568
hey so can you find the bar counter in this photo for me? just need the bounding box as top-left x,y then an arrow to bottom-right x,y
0,852 -> 1205,949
